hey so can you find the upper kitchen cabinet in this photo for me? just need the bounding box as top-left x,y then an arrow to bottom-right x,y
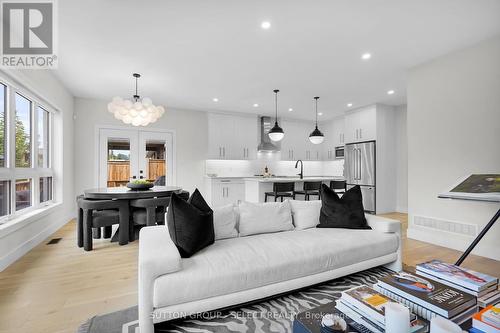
280,120 -> 307,161
321,116 -> 345,160
208,113 -> 258,160
344,105 -> 376,143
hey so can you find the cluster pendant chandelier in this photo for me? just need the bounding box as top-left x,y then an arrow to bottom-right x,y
309,96 -> 324,144
108,73 -> 165,127
268,89 -> 285,141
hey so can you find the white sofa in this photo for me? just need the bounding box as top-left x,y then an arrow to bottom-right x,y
138,207 -> 402,333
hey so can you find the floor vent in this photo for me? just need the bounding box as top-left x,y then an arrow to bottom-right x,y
47,238 -> 62,245
413,215 -> 477,236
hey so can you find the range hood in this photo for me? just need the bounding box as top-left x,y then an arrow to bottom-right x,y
258,116 -> 281,152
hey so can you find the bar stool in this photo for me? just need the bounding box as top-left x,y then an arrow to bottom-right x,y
330,180 -> 346,195
77,198 -> 130,251
130,197 -> 170,227
265,182 -> 295,202
294,181 -> 322,201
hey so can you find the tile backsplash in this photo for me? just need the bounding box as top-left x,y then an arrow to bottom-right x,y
205,153 -> 344,177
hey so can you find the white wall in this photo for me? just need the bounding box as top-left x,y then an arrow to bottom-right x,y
0,69 -> 74,271
407,35 -> 500,260
395,105 -> 408,213
73,98 -> 208,197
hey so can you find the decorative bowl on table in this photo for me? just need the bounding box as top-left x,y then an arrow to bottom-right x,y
126,180 -> 154,191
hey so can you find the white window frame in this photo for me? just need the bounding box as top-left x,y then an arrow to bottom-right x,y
0,75 -> 55,223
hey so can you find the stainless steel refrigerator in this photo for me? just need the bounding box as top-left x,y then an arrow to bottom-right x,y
345,141 -> 376,213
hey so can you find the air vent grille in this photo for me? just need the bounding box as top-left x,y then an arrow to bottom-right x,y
47,238 -> 62,245
413,215 -> 477,236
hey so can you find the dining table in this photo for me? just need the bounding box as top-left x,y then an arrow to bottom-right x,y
83,185 -> 183,199
80,185 -> 184,245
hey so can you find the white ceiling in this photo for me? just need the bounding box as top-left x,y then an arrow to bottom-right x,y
55,0 -> 500,120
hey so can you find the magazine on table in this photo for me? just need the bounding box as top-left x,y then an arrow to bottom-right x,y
377,271 -> 476,318
416,259 -> 498,292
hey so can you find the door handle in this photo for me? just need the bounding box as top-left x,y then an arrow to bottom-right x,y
358,148 -> 362,180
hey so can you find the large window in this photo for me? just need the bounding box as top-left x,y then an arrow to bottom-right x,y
0,77 -> 54,222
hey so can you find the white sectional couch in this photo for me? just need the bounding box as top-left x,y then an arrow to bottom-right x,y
138,202 -> 402,333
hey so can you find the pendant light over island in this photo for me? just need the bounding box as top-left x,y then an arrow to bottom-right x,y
309,96 -> 324,144
268,89 -> 285,142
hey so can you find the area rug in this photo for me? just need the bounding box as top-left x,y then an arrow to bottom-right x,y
78,267 -> 390,333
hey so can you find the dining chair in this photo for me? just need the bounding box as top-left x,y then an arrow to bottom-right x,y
130,197 -> 170,228
77,198 -> 130,251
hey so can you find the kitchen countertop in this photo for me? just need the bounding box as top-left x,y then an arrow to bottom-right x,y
243,176 -> 344,182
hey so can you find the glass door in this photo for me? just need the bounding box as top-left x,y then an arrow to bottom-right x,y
98,129 -> 139,188
138,131 -> 174,186
98,128 -> 174,188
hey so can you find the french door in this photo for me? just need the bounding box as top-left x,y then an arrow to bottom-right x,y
97,127 -> 174,188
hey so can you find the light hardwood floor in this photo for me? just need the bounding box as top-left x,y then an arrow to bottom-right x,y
0,213 -> 499,333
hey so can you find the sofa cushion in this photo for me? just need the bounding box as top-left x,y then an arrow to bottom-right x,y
238,201 -> 294,236
213,204 -> 238,240
289,200 -> 321,230
153,227 -> 399,308
167,190 -> 214,258
318,184 -> 371,229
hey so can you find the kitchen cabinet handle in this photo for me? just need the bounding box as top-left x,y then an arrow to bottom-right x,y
219,147 -> 222,157
223,147 -> 225,158
359,128 -> 362,139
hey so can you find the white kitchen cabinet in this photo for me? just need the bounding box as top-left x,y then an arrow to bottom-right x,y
322,117 -> 345,160
204,178 -> 245,207
208,113 -> 258,160
344,105 -> 376,143
281,120 -> 307,161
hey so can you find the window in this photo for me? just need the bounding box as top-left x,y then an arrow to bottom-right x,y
15,178 -> 31,211
0,84 -> 5,167
40,177 -> 52,203
15,93 -> 32,168
37,107 -> 49,168
0,76 -> 54,222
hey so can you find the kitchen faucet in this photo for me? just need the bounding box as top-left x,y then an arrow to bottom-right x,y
295,159 -> 303,179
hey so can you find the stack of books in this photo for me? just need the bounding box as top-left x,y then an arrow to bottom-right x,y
416,259 -> 499,307
470,303 -> 499,333
374,271 -> 477,325
336,285 -> 429,333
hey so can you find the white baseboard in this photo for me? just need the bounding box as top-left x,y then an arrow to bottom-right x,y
407,226 -> 500,261
396,206 -> 408,213
0,213 -> 72,272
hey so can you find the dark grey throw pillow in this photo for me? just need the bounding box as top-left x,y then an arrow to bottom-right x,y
317,184 -> 371,229
167,189 -> 215,258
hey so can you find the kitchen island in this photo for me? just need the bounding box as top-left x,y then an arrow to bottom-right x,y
244,176 -> 344,202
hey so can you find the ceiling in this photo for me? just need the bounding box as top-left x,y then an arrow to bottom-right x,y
55,0 -> 500,120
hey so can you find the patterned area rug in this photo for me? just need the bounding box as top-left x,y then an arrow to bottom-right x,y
78,267 -> 390,333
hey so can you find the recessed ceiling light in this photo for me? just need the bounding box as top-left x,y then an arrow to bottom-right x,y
261,21 -> 271,30
318,112 -> 323,116
212,97 -> 219,102
347,103 -> 353,107
253,103 -> 259,107
288,108 -> 293,112
387,90 -> 395,95
361,53 -> 372,60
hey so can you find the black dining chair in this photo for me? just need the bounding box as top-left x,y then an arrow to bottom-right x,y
265,182 -> 295,202
130,197 -> 170,227
77,198 -> 130,251
330,180 -> 346,195
294,181 -> 322,201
